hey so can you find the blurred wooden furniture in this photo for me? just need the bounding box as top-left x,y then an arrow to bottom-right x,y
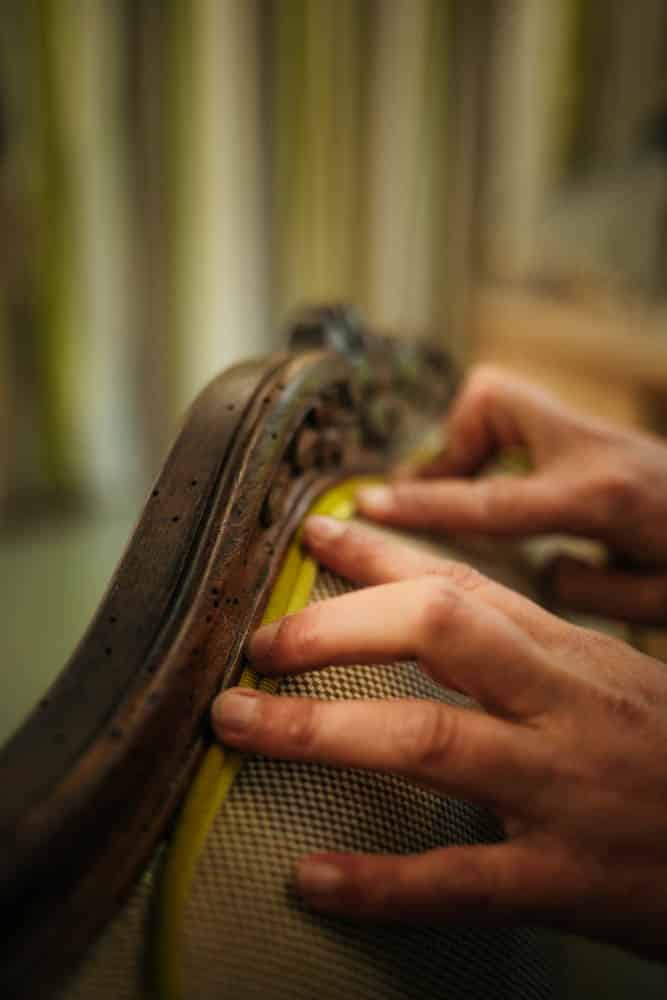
472,283 -> 667,427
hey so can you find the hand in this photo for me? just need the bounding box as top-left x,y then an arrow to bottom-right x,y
357,366 -> 667,624
212,516 -> 667,959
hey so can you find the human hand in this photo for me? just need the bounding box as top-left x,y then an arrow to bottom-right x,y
357,367 -> 667,624
212,516 -> 667,959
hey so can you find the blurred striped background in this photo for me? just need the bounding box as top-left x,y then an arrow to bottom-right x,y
0,0 -> 666,516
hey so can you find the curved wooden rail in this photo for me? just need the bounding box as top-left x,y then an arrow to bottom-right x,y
0,307 -> 457,996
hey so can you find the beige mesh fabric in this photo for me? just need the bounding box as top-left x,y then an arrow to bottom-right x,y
182,569 -> 557,1000
61,565 -> 557,1000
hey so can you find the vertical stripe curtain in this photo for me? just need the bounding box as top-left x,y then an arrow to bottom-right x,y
0,0 -> 452,514
271,0 -> 449,340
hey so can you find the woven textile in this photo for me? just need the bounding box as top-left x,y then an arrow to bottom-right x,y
61,566 -> 558,999
182,569 -> 557,1000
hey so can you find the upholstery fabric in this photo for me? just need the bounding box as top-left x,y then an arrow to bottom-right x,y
61,569 -> 558,999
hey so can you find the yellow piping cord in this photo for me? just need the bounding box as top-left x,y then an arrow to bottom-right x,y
152,477 -> 379,1000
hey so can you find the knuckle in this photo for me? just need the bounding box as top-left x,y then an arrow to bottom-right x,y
564,623 -> 614,660
437,559 -> 485,594
283,697 -> 320,754
272,612 -> 321,666
419,577 -> 467,643
464,366 -> 504,410
393,702 -> 456,772
564,628 -> 650,727
469,364 -> 504,395
601,689 -> 647,729
588,680 -> 647,730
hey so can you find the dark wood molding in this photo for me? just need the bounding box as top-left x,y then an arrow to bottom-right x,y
0,306 -> 457,996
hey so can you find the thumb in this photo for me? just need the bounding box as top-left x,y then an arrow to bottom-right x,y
548,556 -> 667,626
356,477 -> 568,537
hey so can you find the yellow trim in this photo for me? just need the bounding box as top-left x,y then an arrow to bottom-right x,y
152,477 -> 379,1000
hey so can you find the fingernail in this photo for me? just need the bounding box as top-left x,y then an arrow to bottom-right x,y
356,486 -> 393,513
297,859 -> 344,896
248,621 -> 280,663
304,515 -> 345,543
212,689 -> 259,737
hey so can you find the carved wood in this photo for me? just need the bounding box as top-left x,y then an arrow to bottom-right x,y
0,307 -> 457,996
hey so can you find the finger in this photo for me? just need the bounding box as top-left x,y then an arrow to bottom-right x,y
413,366 -> 566,479
549,556 -> 667,626
249,576 -> 564,717
303,515 -> 568,646
293,840 -> 577,925
212,689 -> 541,812
304,513 -> 456,581
356,476 -> 570,537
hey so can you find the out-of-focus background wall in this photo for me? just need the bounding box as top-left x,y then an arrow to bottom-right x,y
0,0 -> 450,515
1,0 -> 667,516
2,3 -> 667,995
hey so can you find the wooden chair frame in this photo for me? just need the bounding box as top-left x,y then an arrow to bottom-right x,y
0,306 -> 457,997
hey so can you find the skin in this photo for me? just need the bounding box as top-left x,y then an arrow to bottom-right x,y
361,365 -> 667,625
211,368 -> 667,959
